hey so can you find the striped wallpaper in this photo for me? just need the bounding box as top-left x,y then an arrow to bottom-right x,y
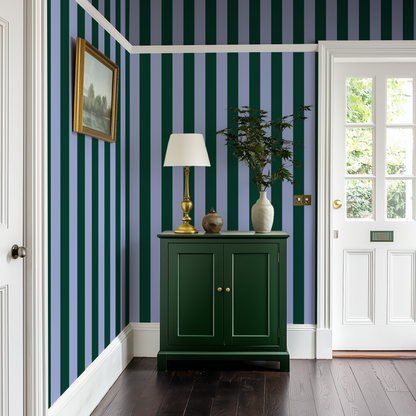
48,0 -> 130,407
49,0 -> 416,408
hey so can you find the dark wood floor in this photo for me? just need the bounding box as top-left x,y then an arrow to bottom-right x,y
91,357 -> 416,416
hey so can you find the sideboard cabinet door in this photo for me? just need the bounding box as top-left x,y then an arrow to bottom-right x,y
223,244 -> 279,346
168,244 -> 224,346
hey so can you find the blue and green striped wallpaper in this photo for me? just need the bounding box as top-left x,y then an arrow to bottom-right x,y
49,0 -> 416,407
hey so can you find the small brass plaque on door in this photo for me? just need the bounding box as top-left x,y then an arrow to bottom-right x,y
370,231 -> 394,242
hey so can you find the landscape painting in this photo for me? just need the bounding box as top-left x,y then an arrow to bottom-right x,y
73,37 -> 119,143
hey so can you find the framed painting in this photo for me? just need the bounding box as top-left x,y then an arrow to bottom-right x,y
73,37 -> 119,143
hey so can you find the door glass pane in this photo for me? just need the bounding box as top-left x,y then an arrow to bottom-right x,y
347,78 -> 373,124
346,128 -> 373,174
387,180 -> 413,219
386,128 -> 413,175
346,180 -> 373,219
387,78 -> 413,124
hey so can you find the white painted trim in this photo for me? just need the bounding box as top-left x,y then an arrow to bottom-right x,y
76,0 -> 318,55
130,43 -> 319,54
48,325 -> 134,416
317,40 -> 416,359
130,322 -> 317,359
75,0 -> 132,52
25,0 -> 49,415
131,322 -> 160,357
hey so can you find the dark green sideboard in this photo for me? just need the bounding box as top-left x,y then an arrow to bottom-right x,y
157,231 -> 290,371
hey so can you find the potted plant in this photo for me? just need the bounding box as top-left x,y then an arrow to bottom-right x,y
216,105 -> 311,233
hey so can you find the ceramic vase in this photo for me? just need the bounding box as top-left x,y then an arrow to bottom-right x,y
251,191 -> 274,233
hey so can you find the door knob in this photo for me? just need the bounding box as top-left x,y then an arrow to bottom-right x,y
11,244 -> 26,259
217,287 -> 222,292
333,199 -> 342,209
225,288 -> 230,292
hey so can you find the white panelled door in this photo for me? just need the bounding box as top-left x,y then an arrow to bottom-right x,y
0,0 -> 24,414
333,62 -> 416,350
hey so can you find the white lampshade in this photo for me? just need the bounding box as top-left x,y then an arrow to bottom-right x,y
164,133 -> 211,167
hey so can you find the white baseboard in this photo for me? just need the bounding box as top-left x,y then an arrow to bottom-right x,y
130,323 -> 317,359
316,328 -> 333,359
48,324 -> 134,416
48,322 -> 318,415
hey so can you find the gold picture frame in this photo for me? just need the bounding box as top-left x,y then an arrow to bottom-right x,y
73,37 -> 119,143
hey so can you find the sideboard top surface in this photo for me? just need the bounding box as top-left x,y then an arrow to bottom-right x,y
158,230 -> 289,239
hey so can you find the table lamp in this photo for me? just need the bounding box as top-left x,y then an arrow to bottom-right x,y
164,134 -> 210,234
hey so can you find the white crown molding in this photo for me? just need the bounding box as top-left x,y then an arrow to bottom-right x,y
316,39 -> 416,359
130,43 -> 319,54
75,0 -> 132,52
76,0 -> 318,54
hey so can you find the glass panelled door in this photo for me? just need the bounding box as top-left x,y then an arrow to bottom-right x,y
333,62 -> 416,350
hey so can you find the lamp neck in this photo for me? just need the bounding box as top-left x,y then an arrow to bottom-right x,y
183,166 -> 190,201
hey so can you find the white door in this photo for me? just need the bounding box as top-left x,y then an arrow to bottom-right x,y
0,0 -> 24,414
333,62 -> 416,350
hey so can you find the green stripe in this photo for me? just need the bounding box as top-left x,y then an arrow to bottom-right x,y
91,1 -> 99,360
162,55 -> 173,231
205,0 -> 216,45
293,53 -> 305,325
227,0 -> 238,44
183,53 -> 195,217
205,53 -> 217,213
315,0 -> 326,42
337,0 -> 348,40
161,0 -> 172,45
227,53 -> 238,230
140,0 -> 151,45
104,0 -> 111,349
184,0 -> 195,45
293,0 -> 304,44
60,0 -> 70,393
249,52 -> 260,230
403,0 -> 414,40
249,0 -> 260,44
139,54 -> 151,322
271,53 -> 282,231
76,4 -> 86,378
125,48 -> 130,324
115,0 -> 121,335
47,0 -> 52,405
359,0 -> 370,40
271,0 -> 282,44
125,0 -> 130,42
381,0 -> 392,40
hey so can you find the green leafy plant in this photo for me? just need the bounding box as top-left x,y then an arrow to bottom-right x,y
215,106 -> 311,192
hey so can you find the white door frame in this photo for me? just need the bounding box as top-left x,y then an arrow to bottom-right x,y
317,40 -> 416,358
24,0 -> 48,414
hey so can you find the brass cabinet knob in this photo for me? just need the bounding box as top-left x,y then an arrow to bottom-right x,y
225,288 -> 230,292
333,199 -> 342,209
217,287 -> 222,292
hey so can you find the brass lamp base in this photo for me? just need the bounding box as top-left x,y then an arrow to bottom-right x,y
174,166 -> 198,234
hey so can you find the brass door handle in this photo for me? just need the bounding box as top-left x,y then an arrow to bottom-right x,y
217,287 -> 222,292
225,288 -> 230,292
333,199 -> 342,209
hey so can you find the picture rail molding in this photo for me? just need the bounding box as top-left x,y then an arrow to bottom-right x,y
75,0 -> 318,54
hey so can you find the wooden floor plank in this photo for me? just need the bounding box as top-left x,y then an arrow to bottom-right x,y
329,358 -> 372,416
368,360 -> 408,392
155,371 -> 195,416
183,371 -> 221,416
391,359 -> 416,400
264,372 -> 290,416
387,391 -> 416,416
130,369 -> 175,416
348,359 -> 397,416
236,372 -> 265,416
90,358 -> 142,416
94,358 -> 157,416
210,377 -> 240,416
307,360 -> 344,416
289,360 -> 317,416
